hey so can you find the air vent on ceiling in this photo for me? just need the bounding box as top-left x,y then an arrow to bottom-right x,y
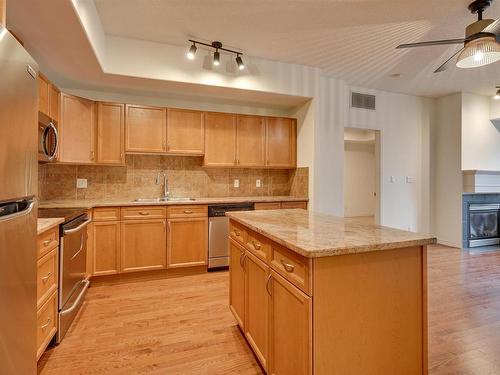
351,92 -> 376,110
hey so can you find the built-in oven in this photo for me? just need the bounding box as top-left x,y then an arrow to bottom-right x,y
38,111 -> 58,162
57,213 -> 91,343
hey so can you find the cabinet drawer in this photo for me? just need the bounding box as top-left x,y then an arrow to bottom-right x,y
93,207 -> 120,221
121,206 -> 166,220
230,220 -> 247,245
37,291 -> 57,360
254,202 -> 281,210
167,205 -> 207,218
37,248 -> 58,309
270,243 -> 312,296
281,201 -> 308,210
245,229 -> 270,262
37,228 -> 59,259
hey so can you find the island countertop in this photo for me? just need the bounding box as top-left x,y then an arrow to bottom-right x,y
226,209 -> 436,258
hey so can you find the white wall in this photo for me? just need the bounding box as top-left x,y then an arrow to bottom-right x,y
462,93 -> 500,171
344,141 -> 376,217
431,93 -> 462,247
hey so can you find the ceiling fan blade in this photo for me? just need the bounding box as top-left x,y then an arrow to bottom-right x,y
482,18 -> 500,35
397,38 -> 466,49
434,47 -> 465,73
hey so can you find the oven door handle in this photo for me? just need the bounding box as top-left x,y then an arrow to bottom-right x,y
63,218 -> 91,235
60,279 -> 90,317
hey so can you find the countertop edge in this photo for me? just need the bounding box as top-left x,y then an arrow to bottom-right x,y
37,218 -> 64,235
227,213 -> 437,258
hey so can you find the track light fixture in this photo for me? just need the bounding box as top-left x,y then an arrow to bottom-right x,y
186,42 -> 197,60
494,85 -> 500,100
186,39 -> 244,70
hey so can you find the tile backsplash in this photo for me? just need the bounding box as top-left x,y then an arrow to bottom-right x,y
38,155 -> 308,201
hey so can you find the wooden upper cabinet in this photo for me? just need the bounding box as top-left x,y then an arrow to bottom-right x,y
59,93 -> 96,164
125,104 -> 166,153
266,117 -> 297,168
204,112 -> 237,167
48,84 -> 60,123
38,74 -> 50,116
236,115 -> 266,167
166,108 -> 204,155
97,102 -> 125,165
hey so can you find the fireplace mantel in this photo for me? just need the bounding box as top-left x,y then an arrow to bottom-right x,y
463,170 -> 500,193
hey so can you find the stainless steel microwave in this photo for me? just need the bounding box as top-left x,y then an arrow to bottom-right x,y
38,111 -> 58,162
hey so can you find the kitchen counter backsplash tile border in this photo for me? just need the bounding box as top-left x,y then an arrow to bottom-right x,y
38,155 -> 308,201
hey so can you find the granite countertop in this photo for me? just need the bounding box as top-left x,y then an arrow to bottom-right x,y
39,196 -> 308,209
38,218 -> 64,235
226,209 -> 436,258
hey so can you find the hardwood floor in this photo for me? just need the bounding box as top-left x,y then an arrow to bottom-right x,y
38,245 -> 500,375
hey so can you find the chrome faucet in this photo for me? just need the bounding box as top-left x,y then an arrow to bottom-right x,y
155,170 -> 169,200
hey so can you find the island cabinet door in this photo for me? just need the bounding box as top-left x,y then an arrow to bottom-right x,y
268,270 -> 312,375
244,251 -> 269,370
229,240 -> 246,329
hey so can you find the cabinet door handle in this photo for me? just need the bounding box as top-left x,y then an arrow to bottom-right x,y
281,259 -> 295,273
41,272 -> 52,282
43,239 -> 52,246
239,252 -> 246,268
163,221 -> 166,232
252,241 -> 261,250
138,211 -> 150,216
183,210 -> 193,214
90,151 -> 95,160
266,274 -> 272,297
40,317 -> 52,330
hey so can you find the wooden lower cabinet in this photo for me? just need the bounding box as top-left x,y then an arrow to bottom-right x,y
281,201 -> 308,210
93,221 -> 120,276
245,251 -> 269,370
120,219 -> 166,272
268,270 -> 312,375
254,202 -> 281,211
229,240 -> 246,328
36,291 -> 58,360
167,217 -> 207,268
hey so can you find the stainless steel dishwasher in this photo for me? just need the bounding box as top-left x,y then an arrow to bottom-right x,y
208,203 -> 254,270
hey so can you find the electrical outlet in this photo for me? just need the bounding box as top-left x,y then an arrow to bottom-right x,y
234,179 -> 239,188
390,176 -> 396,183
406,176 -> 415,184
256,179 -> 261,188
76,178 -> 88,189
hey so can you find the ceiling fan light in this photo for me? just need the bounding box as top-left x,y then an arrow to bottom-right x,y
456,36 -> 500,69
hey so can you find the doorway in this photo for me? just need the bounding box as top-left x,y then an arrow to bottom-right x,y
343,128 -> 381,224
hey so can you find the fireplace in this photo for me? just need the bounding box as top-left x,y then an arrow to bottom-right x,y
467,203 -> 500,247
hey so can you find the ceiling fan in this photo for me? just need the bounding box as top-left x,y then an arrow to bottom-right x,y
397,0 -> 500,73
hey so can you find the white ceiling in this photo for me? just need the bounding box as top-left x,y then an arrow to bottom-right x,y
93,0 -> 500,97
7,0 -> 500,98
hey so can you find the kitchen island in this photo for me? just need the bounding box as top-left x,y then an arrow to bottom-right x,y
226,209 -> 436,375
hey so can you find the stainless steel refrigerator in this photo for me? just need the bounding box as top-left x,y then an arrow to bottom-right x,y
0,24 -> 39,375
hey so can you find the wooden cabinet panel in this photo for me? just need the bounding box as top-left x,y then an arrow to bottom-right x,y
121,219 -> 166,273
204,112 -> 236,167
38,74 -> 49,116
49,84 -> 60,123
244,251 -> 269,369
37,227 -> 59,259
121,206 -> 166,220
86,221 -> 94,278
97,102 -> 124,164
60,93 -> 96,163
167,108 -> 204,155
271,243 -> 312,296
166,205 -> 207,219
36,291 -> 57,360
245,229 -> 270,263
37,248 -> 58,309
268,270 -> 312,375
266,117 -> 296,168
254,202 -> 281,211
230,221 -> 247,246
167,217 -> 207,268
125,104 -> 166,153
236,115 -> 266,167
229,239 -> 245,329
93,221 -> 120,276
281,201 -> 307,210
93,207 -> 120,222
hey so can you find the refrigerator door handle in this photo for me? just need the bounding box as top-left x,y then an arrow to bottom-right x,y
0,199 -> 35,222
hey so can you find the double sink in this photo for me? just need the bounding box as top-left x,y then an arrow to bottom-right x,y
132,197 -> 196,203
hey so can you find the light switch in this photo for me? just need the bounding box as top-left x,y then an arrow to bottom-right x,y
390,176 -> 396,183
234,179 -> 239,188
256,179 -> 261,188
76,178 -> 88,188
406,176 -> 415,184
